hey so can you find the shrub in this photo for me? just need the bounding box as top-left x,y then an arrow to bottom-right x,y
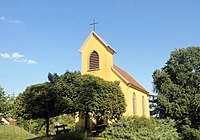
180,125 -> 200,140
102,116 -> 180,140
52,131 -> 87,140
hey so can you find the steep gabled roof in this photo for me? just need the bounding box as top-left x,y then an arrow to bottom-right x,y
112,64 -> 149,95
79,31 -> 116,55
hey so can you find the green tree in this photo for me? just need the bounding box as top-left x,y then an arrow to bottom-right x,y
48,71 -> 82,115
51,71 -> 126,132
5,94 -> 16,118
15,71 -> 126,135
152,47 -> 200,139
0,86 -> 7,113
15,82 -> 68,136
78,74 -> 126,132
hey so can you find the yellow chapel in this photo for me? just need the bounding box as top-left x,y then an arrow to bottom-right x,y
77,31 -> 150,130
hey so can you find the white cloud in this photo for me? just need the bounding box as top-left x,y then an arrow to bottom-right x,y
14,58 -> 27,63
0,53 -> 11,59
0,16 -> 6,21
12,52 -> 24,59
0,16 -> 23,24
27,60 -> 38,64
1,52 -> 38,64
9,19 -> 22,24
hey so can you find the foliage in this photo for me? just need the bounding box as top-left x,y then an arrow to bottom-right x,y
15,82 -> 68,136
0,125 -> 35,140
102,116 -> 180,140
52,131 -> 87,140
0,85 -> 16,118
5,94 -> 16,118
152,47 -> 200,139
50,71 -> 126,131
15,70 -> 126,135
149,95 -> 159,118
180,125 -> 200,140
39,114 -> 75,136
79,74 -> 126,121
15,114 -> 75,136
48,71 -> 82,114
0,85 -> 7,113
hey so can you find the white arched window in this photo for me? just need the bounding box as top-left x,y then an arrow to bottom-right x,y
89,51 -> 99,70
133,93 -> 137,115
142,96 -> 146,116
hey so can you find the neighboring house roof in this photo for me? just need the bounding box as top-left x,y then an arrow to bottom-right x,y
0,117 -> 9,125
112,64 -> 149,95
79,31 -> 116,55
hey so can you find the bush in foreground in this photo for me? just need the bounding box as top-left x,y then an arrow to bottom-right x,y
102,116 -> 180,140
52,131 -> 87,140
180,125 -> 200,140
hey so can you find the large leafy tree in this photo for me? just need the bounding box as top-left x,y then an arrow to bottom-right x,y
51,71 -> 126,132
78,75 -> 126,131
152,47 -> 200,139
15,71 -> 126,135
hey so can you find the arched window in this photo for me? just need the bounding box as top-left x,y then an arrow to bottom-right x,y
142,96 -> 146,116
89,51 -> 99,70
133,93 -> 137,115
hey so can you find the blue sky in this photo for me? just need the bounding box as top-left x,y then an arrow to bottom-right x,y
0,0 -> 200,95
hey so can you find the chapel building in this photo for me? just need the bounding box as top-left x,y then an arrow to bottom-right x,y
77,31 -> 150,130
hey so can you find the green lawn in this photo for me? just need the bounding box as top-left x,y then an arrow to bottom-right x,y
0,125 -> 36,140
0,125 -> 104,140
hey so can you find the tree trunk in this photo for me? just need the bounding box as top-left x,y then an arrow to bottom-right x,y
84,111 -> 90,133
46,117 -> 49,137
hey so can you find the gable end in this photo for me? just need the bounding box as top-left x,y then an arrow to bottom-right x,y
79,31 -> 116,55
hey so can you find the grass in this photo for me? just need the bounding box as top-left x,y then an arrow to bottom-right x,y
0,125 -> 103,140
27,131 -> 104,140
0,125 -> 36,140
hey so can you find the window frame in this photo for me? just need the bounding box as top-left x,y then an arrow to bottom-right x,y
88,50 -> 100,71
133,93 -> 137,115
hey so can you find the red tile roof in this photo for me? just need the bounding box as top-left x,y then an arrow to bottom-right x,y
112,64 -> 149,95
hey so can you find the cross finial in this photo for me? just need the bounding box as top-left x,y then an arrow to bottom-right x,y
90,19 -> 99,32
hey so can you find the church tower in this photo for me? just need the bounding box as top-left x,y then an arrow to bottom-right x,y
79,31 -> 116,81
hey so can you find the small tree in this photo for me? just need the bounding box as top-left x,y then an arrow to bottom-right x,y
15,82 -> 67,136
0,86 -> 7,113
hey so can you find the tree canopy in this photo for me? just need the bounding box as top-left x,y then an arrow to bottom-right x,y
15,82 -> 68,136
51,71 -> 126,131
152,47 -> 200,139
79,74 -> 126,131
15,71 -> 126,134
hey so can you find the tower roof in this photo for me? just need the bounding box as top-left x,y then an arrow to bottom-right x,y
79,31 -> 116,55
112,64 -> 149,95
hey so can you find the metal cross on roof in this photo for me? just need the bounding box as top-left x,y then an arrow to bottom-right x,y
90,19 -> 99,32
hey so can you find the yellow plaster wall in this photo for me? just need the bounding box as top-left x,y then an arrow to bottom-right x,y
80,34 -> 113,81
111,69 -> 150,118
